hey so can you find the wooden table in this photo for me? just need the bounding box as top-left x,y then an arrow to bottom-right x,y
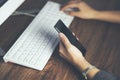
0,0 -> 120,80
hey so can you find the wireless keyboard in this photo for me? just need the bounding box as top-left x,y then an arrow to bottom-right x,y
3,1 -> 74,70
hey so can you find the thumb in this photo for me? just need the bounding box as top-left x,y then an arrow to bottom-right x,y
59,33 -> 71,48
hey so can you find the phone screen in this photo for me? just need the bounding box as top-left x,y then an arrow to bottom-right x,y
54,20 -> 86,56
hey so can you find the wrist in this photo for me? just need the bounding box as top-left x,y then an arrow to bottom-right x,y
75,58 -> 100,79
90,10 -> 101,19
74,57 -> 92,72
82,66 -> 96,79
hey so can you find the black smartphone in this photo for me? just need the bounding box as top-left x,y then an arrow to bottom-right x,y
54,20 -> 86,56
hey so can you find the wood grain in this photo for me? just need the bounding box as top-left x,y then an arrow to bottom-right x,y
0,0 -> 120,80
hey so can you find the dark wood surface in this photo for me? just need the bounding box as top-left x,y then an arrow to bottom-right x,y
0,0 -> 120,80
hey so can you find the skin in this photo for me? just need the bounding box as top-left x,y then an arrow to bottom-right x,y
59,1 -> 120,79
59,33 -> 100,79
61,1 -> 120,23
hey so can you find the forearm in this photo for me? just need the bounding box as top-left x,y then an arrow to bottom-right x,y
74,58 -> 120,80
74,58 -> 100,79
93,11 -> 120,23
59,32 -> 119,80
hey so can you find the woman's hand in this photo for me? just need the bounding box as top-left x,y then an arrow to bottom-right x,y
61,1 -> 98,19
59,33 -> 100,79
61,1 -> 120,23
59,33 -> 85,66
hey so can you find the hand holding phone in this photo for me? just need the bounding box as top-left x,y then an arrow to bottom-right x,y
54,20 -> 86,56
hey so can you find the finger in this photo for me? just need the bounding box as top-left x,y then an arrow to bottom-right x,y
59,42 -> 67,58
67,11 -> 80,17
72,32 -> 79,40
77,37 -> 79,40
59,42 -> 63,53
59,33 -> 71,48
59,42 -> 65,51
61,3 -> 78,11
72,32 -> 75,36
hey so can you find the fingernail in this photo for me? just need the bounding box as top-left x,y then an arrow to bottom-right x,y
77,37 -> 79,40
72,32 -> 75,36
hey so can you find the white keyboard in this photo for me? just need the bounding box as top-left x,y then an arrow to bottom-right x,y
3,1 -> 74,70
